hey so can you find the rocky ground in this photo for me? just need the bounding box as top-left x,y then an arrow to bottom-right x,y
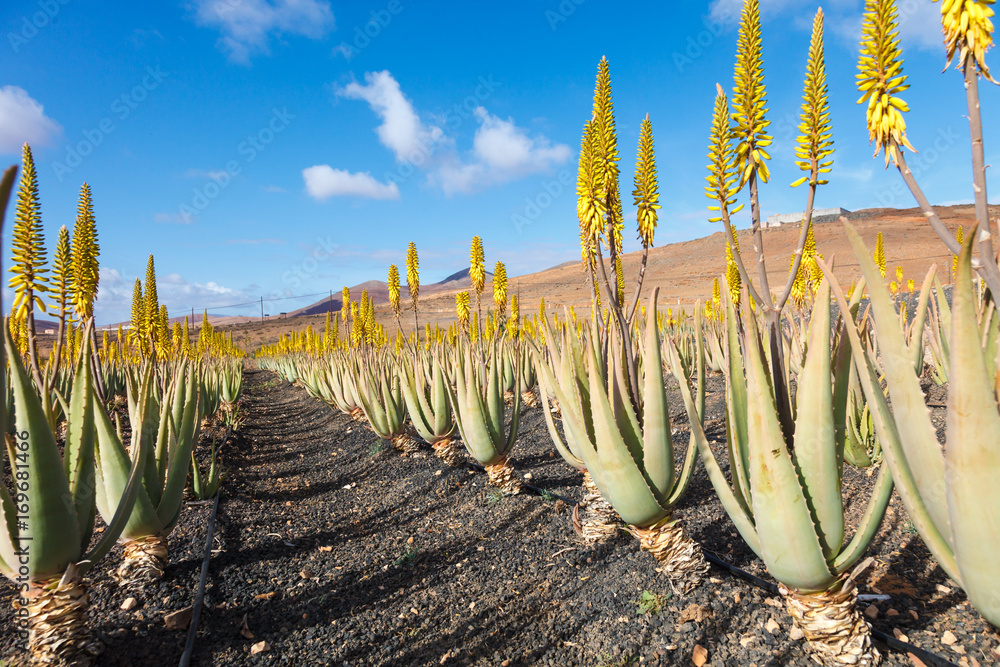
2,368 -> 999,666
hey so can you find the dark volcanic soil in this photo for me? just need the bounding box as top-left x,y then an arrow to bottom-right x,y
3,368 -> 999,666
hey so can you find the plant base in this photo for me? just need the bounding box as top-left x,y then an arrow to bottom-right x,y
115,535 -> 169,589
391,432 -> 422,455
573,471 -> 620,543
628,514 -> 708,595
780,577 -> 880,667
485,457 -> 523,495
521,390 -> 540,408
15,564 -> 101,667
349,407 -> 367,422
503,390 -> 516,408
432,437 -> 465,466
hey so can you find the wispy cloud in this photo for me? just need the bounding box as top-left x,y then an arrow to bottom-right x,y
96,266 -> 254,323
263,184 -> 287,193
336,70 -> 445,162
302,165 -> 400,200
430,108 -> 571,195
0,86 -> 62,154
189,0 -> 335,64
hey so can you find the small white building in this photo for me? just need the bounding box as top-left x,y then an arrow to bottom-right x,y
764,207 -> 849,228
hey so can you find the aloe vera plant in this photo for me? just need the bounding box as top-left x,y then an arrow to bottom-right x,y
357,353 -> 420,454
833,223 -> 1000,629
448,341 -> 522,494
2,322 -> 147,666
111,363 -> 202,589
399,353 -> 461,465
534,291 -> 708,592
671,275 -> 893,665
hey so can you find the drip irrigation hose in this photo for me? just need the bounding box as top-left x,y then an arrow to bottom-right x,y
703,551 -> 960,667
178,489 -> 220,667
179,425 -> 233,667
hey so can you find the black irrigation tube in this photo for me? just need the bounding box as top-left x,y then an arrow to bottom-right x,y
703,551 -> 960,667
179,425 -> 232,667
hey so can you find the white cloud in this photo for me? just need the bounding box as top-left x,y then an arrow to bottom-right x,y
302,165 -> 400,200
95,265 -> 253,323
337,71 -> 444,162
190,0 -> 335,64
430,108 -> 571,195
0,86 -> 62,154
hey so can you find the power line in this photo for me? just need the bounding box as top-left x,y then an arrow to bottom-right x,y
201,291 -> 332,312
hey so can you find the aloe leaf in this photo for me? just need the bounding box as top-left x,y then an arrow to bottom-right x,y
532,348 -> 584,470
485,352 -> 504,445
63,326 -> 97,553
584,332 -> 666,527
664,333 -> 762,559
451,350 -> 501,464
665,308 -> 703,507
4,324 -> 80,580
844,224 -> 952,546
790,278 -> 843,561
82,386 -> 152,574
909,266 -> 936,372
399,363 -> 433,441
742,307 -> 832,593
639,290 -> 675,501
945,232 -> 1000,626
93,383 -> 161,541
723,285 -> 752,514
833,458 -> 894,573
431,358 -> 454,437
821,255 -> 962,584
156,382 -> 200,531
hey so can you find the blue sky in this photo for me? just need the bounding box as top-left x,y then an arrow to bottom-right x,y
1,0 -> 997,324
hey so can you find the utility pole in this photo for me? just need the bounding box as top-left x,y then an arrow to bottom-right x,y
329,290 -> 333,313
260,296 -> 264,323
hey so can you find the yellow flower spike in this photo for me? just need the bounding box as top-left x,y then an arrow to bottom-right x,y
470,236 -> 485,298
935,0 -> 997,81
792,9 -> 835,188
406,241 -> 420,336
577,119 -> 606,253
895,265 -> 904,285
874,231 -> 887,279
953,224 -> 965,278
705,84 -> 743,222
633,114 -> 660,248
509,294 -> 519,340
456,291 -> 470,329
70,182 -> 100,321
731,0 -> 772,188
129,278 -> 144,353
9,143 -> 50,321
726,234 -> 742,309
51,225 -> 71,322
857,0 -> 916,166
342,286 -> 350,322
493,261 -> 508,319
387,263 -> 401,317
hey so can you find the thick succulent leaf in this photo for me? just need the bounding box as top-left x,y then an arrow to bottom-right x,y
790,278 -> 843,561
532,348 -> 585,470
665,309 -> 703,507
742,309 -> 833,593
156,380 -> 200,531
585,334 -> 667,527
640,290 -> 675,501
63,327 -> 97,553
908,266 -> 936,372
844,224 -> 952,546
5,325 -> 80,580
450,351 -> 502,465
664,333 -> 762,559
82,386 -> 152,574
822,256 -> 961,584
485,354 -> 504,445
399,363 -> 434,441
93,386 -> 162,541
945,233 -> 1000,626
833,458 -> 894,574
723,285 -> 753,516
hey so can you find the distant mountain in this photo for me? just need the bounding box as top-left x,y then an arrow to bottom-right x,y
284,269 -> 494,319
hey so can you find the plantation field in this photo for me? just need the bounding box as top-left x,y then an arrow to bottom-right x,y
3,369 -> 996,666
